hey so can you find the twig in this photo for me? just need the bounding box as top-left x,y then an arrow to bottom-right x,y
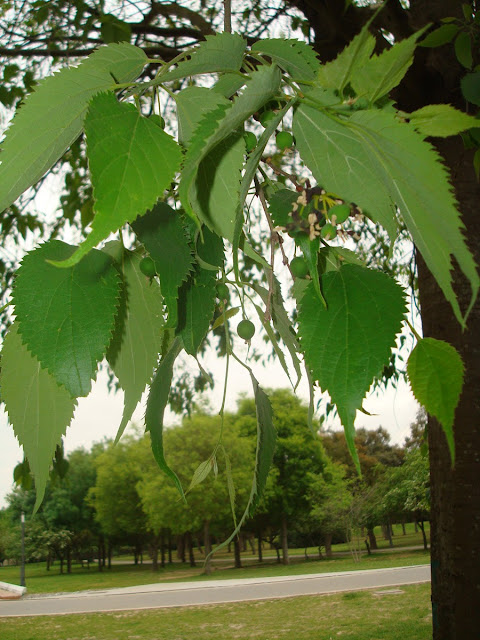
224,0 -> 232,33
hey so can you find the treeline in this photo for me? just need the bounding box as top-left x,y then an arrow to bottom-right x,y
0,390 -> 429,574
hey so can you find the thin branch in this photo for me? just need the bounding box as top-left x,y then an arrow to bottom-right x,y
224,0 -> 232,33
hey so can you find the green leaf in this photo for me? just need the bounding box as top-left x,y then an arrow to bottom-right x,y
251,39 -> 319,82
12,240 -> 120,397
252,277 -> 302,389
145,336 -> 185,500
54,92 -> 183,268
1,323 -> 77,509
132,203 -> 194,328
178,266 -> 217,356
178,227 -> 223,355
293,106 -> 479,326
179,64 -> 282,229
420,24 -> 459,47
159,32 -> 247,82
210,375 -> 276,555
187,458 -> 214,492
104,245 -> 164,443
268,188 -> 298,228
191,133 -> 245,240
454,31 -> 473,69
351,28 -> 427,104
175,86 -> 229,146
407,337 -> 464,463
461,71 -> 480,106
317,26 -> 375,93
0,43 -> 147,213
213,73 -> 248,98
408,104 -> 479,137
100,14 -> 132,43
298,265 -> 406,472
253,302 -> 294,387
295,234 -> 326,306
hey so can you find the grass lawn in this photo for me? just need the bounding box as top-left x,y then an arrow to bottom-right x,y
0,582 -> 432,640
0,548 -> 430,595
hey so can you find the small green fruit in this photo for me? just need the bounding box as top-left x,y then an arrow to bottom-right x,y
139,256 -> 156,277
276,131 -> 294,150
216,282 -> 230,301
244,131 -> 257,152
237,319 -> 255,340
321,223 -> 337,240
290,256 -> 309,278
259,110 -> 276,127
329,203 -> 350,224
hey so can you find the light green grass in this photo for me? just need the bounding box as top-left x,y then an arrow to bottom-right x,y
0,583 -> 432,640
0,548 -> 430,595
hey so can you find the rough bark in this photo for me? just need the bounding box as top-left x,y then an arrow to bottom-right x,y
367,527 -> 378,551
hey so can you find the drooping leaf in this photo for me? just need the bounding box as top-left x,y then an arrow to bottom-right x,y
12,240 -> 120,397
253,302 -> 294,387
407,337 -> 464,463
145,336 -> 185,499
191,133 -> 245,240
132,203 -> 194,328
209,375 -> 276,555
293,106 -> 479,326
187,458 -> 214,492
1,323 -> 77,509
104,244 -> 164,442
54,92 -> 183,268
454,31 -> 473,69
317,26 -> 375,93
180,64 -> 282,229
252,278 -> 302,389
408,104 -> 479,137
295,234 -> 325,306
158,32 -> 247,82
298,265 -> 406,471
351,28 -> 427,104
178,228 -> 223,355
251,39 -> 319,82
0,43 -> 147,213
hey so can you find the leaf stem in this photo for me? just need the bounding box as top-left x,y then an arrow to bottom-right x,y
405,318 -> 423,342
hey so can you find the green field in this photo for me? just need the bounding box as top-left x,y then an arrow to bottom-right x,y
0,583 -> 432,640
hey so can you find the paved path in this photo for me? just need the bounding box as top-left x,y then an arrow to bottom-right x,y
0,565 -> 430,617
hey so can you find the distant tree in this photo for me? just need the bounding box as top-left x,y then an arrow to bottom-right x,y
235,389 -> 328,565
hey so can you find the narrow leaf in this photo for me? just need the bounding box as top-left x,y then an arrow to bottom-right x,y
13,240 -> 120,397
408,104 -> 479,137
54,92 -> 182,268
317,26 -> 375,93
158,33 -> 246,82
105,244 -> 164,442
145,336 -> 185,499
132,203 -> 194,328
0,43 -> 147,213
420,24 -> 459,47
351,28 -> 427,103
251,39 -> 319,82
298,265 -> 406,471
1,323 -> 77,509
407,337 -> 464,463
187,458 -> 213,492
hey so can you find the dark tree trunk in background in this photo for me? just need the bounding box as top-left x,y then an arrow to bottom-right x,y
325,533 -> 333,559
233,537 -> 242,568
203,520 -> 212,575
367,528 -> 378,551
280,514 -> 289,565
286,2 -> 480,636
257,530 -> 263,562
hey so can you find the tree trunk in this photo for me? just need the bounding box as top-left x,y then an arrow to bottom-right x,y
416,519 -> 428,552
367,528 -> 378,551
401,519 -> 406,536
233,536 -> 242,568
386,520 -> 394,548
203,520 -> 212,576
160,530 -> 165,569
325,533 -> 333,559
151,538 -> 159,572
257,529 -> 263,563
67,549 -> 72,574
186,532 -> 196,568
281,513 -> 289,565
177,535 -> 185,563
417,135 -> 480,638
167,530 -> 172,564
